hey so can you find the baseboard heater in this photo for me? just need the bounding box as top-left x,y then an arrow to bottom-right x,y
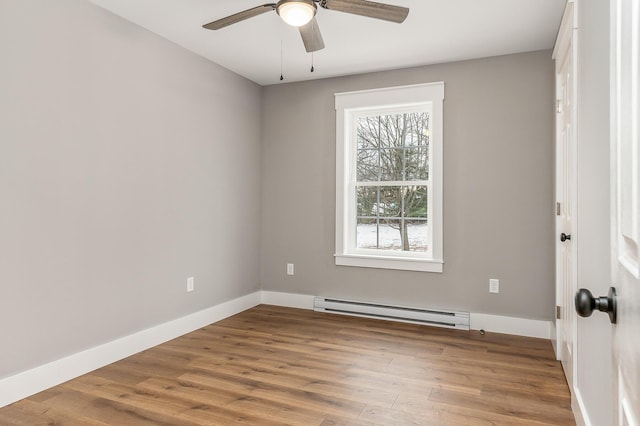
314,297 -> 470,330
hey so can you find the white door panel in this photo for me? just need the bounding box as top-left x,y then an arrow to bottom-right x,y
611,0 -> 640,424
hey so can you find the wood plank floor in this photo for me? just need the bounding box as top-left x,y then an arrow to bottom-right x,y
0,305 -> 575,425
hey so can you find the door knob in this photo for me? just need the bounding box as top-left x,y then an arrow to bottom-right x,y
560,233 -> 571,242
574,287 -> 617,324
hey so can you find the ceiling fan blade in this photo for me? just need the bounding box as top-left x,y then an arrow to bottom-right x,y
203,4 -> 276,30
321,0 -> 409,23
299,18 -> 325,52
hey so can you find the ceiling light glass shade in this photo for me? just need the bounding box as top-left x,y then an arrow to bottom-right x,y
277,1 -> 316,27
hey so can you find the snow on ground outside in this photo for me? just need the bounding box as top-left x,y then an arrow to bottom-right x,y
356,223 -> 428,251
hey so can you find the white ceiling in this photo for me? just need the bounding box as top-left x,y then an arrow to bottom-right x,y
90,0 -> 566,86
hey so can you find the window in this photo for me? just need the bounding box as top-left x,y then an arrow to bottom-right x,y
335,82 -> 444,272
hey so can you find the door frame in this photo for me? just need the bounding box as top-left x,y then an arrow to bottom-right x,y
553,0 -> 578,378
553,1 -> 586,424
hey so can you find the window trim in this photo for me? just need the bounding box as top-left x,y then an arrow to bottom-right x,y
334,82 -> 444,273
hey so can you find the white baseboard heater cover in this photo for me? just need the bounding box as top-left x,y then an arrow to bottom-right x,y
314,297 -> 470,331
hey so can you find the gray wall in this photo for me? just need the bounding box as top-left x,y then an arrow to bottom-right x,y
261,51 -> 555,321
575,0 -> 612,424
0,0 -> 262,378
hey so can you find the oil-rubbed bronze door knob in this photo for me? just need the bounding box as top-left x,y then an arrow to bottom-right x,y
560,233 -> 571,242
575,287 -> 617,324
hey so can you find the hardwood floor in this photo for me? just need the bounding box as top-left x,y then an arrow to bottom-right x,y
0,305 -> 575,425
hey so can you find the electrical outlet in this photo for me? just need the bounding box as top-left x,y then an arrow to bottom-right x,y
187,276 -> 194,292
489,278 -> 499,294
287,263 -> 294,275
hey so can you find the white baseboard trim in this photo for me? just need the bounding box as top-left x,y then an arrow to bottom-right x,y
261,291 -> 315,309
262,292 -> 552,339
549,321 -> 559,359
0,290 -> 553,409
572,387 -> 590,426
0,291 -> 261,409
469,313 -> 553,339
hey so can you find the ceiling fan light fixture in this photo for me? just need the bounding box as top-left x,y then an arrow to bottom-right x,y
276,0 -> 316,27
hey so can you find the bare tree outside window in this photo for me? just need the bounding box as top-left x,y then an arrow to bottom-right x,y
355,112 -> 430,252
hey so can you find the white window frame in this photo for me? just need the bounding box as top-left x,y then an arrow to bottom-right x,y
334,82 -> 444,273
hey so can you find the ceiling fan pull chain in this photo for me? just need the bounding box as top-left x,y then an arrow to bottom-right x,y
280,38 -> 284,81
311,52 -> 315,72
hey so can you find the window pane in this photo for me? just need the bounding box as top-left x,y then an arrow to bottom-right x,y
377,219 -> 428,252
379,148 -> 404,181
356,219 -> 378,249
379,186 -> 402,217
356,219 -> 431,252
378,114 -> 402,148
357,116 -> 380,149
356,148 -> 379,181
357,219 -> 421,252
404,112 -> 430,147
406,220 -> 428,252
404,185 -> 428,218
356,186 -> 377,217
378,219 -> 403,250
405,147 -> 429,181
357,112 -> 431,183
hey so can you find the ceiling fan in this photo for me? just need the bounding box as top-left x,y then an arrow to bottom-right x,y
202,0 -> 409,53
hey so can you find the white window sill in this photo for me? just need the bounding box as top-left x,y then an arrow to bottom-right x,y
335,254 -> 443,273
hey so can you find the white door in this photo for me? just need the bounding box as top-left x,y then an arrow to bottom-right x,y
554,2 -> 577,391
610,0 -> 640,424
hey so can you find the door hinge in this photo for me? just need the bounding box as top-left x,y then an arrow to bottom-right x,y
556,305 -> 561,320
556,99 -> 563,114
556,202 -> 561,216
